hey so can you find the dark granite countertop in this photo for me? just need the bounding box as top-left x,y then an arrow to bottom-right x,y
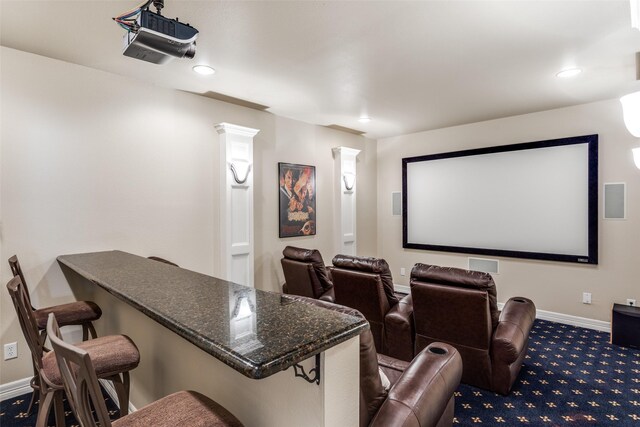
57,250 -> 368,379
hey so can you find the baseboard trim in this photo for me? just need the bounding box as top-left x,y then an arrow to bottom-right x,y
99,379 -> 137,414
0,377 -> 138,413
0,377 -> 32,402
535,308 -> 610,332
497,302 -> 611,332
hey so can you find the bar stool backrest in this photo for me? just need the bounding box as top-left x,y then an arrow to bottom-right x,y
6,277 -> 44,370
8,255 -> 32,307
46,313 -> 113,427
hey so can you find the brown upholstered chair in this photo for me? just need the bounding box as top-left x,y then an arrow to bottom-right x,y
291,296 -> 462,427
281,246 -> 335,302
410,263 -> 536,395
46,313 -> 244,427
331,255 -> 414,361
7,276 -> 140,427
8,255 -> 102,415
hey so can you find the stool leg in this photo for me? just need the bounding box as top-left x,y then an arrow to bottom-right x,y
88,322 -> 98,339
25,375 -> 39,416
26,359 -> 41,416
110,372 -> 130,417
35,389 -> 54,427
53,391 -> 65,427
81,322 -> 99,340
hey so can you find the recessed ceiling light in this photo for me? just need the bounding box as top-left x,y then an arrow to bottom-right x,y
192,65 -> 216,75
556,68 -> 582,78
358,116 -> 371,123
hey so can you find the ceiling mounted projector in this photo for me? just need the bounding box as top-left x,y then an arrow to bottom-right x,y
114,1 -> 198,64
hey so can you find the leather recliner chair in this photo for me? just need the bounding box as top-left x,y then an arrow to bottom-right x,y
331,255 -> 414,361
410,263 -> 536,395
292,296 -> 463,427
281,246 -> 335,302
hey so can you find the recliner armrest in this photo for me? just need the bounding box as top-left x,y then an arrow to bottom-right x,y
319,287 -> 335,303
492,297 -> 536,363
369,343 -> 462,427
384,294 -> 414,361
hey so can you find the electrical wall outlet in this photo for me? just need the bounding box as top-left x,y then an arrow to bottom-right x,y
582,292 -> 592,304
627,299 -> 636,307
400,268 -> 406,276
4,342 -> 17,360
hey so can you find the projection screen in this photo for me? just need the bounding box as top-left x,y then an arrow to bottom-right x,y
402,135 -> 598,264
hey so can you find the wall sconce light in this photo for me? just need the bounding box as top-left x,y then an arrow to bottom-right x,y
632,0 -> 640,30
633,147 -> 640,169
343,172 -> 356,191
229,161 -> 251,184
620,91 -> 640,137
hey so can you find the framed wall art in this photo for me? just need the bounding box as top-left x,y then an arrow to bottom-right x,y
279,162 -> 316,238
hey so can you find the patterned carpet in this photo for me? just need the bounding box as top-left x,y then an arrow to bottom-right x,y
454,319 -> 640,426
1,319 -> 639,426
0,385 -> 120,427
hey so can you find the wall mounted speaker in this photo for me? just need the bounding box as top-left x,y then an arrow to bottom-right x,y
392,192 -> 402,216
468,257 -> 499,274
604,183 -> 626,219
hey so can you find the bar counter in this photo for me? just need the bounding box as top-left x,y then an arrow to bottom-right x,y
57,250 -> 368,379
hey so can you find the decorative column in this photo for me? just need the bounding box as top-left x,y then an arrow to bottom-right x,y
332,147 -> 361,256
215,123 -> 260,287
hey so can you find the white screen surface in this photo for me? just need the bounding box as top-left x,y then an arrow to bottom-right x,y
404,137 -> 597,263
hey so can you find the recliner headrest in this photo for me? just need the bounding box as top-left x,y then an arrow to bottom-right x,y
282,246 -> 333,291
332,255 -> 389,275
332,254 -> 399,307
410,264 -> 494,290
411,263 -> 499,329
283,246 -> 324,264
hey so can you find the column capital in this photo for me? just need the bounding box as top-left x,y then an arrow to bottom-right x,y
332,146 -> 361,158
215,122 -> 260,138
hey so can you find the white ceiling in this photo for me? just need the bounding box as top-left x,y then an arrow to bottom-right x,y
2,0 -> 639,139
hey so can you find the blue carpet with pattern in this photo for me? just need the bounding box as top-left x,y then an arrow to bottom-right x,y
454,319 -> 640,425
0,385 -> 119,427
1,319 -> 639,426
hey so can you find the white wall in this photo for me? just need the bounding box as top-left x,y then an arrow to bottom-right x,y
0,46 -> 377,385
377,99 -> 640,322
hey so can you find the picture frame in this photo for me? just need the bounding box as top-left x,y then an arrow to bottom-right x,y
278,162 -> 316,238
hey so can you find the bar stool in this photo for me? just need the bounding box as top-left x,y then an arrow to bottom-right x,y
46,313 -> 244,427
8,255 -> 103,415
9,255 -> 102,341
7,276 -> 140,427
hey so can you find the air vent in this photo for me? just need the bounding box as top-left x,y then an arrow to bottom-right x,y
468,258 -> 499,274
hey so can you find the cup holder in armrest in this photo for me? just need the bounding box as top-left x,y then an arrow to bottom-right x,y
513,298 -> 527,303
428,346 -> 447,355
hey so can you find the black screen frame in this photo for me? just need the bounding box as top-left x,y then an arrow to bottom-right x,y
402,134 -> 598,264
